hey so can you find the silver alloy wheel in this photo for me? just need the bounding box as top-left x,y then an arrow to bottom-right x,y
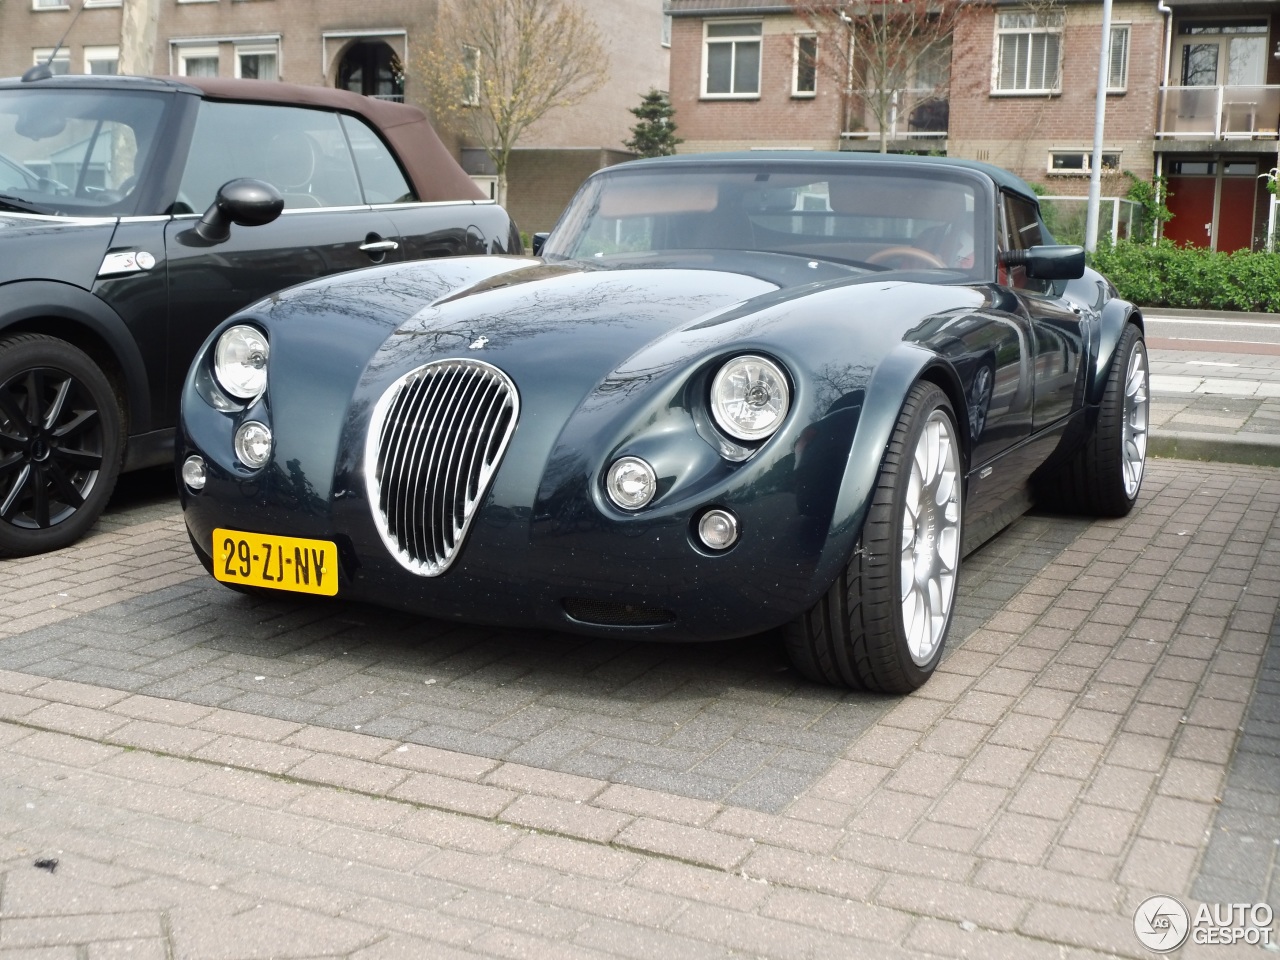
899,409 -> 962,666
1122,342 -> 1149,499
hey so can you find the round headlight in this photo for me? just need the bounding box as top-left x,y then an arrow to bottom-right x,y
605,456 -> 657,510
234,420 -> 273,468
214,324 -> 269,400
181,454 -> 207,491
710,355 -> 790,442
697,509 -> 739,550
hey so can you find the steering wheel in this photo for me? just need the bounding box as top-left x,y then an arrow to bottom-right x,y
866,246 -> 946,269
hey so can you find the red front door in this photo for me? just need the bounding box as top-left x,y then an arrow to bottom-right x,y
1165,175 -> 1215,248
1217,176 -> 1256,253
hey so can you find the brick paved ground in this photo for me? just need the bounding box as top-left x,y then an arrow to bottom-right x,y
0,457 -> 1275,958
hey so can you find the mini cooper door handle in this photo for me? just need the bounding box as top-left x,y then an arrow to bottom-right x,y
359,239 -> 399,253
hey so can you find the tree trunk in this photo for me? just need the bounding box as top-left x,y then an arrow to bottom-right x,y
119,0 -> 160,76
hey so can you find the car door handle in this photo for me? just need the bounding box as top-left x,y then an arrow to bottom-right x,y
359,239 -> 399,253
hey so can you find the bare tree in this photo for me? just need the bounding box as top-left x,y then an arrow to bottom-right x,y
789,0 -> 968,154
416,0 -> 608,206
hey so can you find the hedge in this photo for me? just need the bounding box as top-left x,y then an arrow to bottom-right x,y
1088,240 -> 1280,313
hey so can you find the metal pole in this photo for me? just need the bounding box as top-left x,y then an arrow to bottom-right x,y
1085,0 -> 1115,253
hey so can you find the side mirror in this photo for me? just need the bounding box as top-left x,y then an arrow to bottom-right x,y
1002,245 -> 1086,280
194,178 -> 284,244
531,232 -> 550,256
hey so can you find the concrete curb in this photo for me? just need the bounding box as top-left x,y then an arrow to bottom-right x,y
1141,307 -> 1280,322
1149,429 -> 1280,468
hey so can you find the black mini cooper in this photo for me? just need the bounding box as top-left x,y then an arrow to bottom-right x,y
0,73 -> 520,556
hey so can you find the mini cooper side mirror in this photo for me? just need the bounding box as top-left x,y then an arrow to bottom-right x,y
1001,245 -> 1086,280
194,178 -> 285,244
531,232 -> 550,256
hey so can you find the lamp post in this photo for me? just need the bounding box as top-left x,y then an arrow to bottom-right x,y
1084,0 -> 1114,253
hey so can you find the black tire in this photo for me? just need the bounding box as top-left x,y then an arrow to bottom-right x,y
0,334 -> 126,557
1041,323 -> 1147,517
785,382 -> 964,693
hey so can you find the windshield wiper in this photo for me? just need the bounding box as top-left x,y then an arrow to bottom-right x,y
0,194 -> 48,215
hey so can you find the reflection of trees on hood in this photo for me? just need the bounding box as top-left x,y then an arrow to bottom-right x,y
812,361 -> 873,416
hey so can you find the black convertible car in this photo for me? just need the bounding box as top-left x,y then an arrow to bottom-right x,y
0,73 -> 518,557
179,153 -> 1149,692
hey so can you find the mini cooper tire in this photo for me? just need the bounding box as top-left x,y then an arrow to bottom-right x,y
785,382 -> 963,692
0,334 -> 125,557
1042,323 -> 1148,517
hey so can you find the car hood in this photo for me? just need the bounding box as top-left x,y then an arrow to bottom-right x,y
0,213 -> 118,286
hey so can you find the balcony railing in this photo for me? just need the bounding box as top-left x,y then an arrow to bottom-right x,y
1158,86 -> 1280,140
840,91 -> 948,141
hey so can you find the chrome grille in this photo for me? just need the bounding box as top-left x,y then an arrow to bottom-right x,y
364,358 -> 518,576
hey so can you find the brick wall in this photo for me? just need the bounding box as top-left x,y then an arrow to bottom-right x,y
506,148 -> 634,235
669,14 -> 842,153
948,2 -> 1163,194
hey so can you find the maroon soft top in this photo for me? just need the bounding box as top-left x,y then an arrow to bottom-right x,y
169,77 -> 484,203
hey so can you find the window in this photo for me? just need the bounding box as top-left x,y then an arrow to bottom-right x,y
1107,25 -> 1129,91
31,0 -> 68,8
85,46 -> 119,76
1001,192 -> 1052,294
179,102 -> 363,211
83,0 -> 122,7
236,44 -> 278,81
994,11 -> 1063,94
31,49 -> 70,75
662,3 -> 672,48
793,35 -> 817,97
703,21 -> 762,97
462,45 -> 480,106
339,114 -> 414,204
1048,151 -> 1121,174
179,46 -> 220,77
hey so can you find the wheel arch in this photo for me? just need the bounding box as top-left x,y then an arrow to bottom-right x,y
1089,300 -> 1143,406
0,280 -> 152,434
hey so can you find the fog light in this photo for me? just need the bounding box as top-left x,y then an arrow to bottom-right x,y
698,509 -> 739,550
181,454 -> 206,491
605,456 -> 656,510
234,420 -> 273,468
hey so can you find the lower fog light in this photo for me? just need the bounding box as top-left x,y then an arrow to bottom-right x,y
234,420 -> 273,468
606,456 -> 656,510
181,455 -> 206,491
698,508 -> 739,550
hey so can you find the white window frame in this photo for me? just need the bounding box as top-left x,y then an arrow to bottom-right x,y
234,42 -> 279,81
178,45 -> 221,77
32,48 -> 70,74
82,0 -> 122,7
84,45 -> 120,75
793,33 -> 818,98
31,0 -> 69,9
701,19 -> 763,99
177,0 -> 218,5
1107,23 -> 1130,92
1047,150 -> 1122,175
992,10 -> 1064,95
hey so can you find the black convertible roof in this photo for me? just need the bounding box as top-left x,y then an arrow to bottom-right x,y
619,151 -> 1041,204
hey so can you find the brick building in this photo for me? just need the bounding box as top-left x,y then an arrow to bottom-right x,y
668,0 -> 1280,251
0,0 -> 670,231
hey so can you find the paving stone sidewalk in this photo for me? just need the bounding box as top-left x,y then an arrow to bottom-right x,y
0,457 -> 1276,958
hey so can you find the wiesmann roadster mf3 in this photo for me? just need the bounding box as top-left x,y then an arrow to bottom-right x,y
178,153 -> 1149,692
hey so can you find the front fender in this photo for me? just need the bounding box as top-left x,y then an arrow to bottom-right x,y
0,278 -> 152,433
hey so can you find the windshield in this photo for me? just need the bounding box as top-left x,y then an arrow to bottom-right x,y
0,87 -> 170,216
544,163 -> 989,276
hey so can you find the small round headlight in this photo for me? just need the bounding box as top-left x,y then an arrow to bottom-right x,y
697,509 -> 739,550
710,355 -> 790,442
181,454 -> 206,491
214,324 -> 269,400
606,456 -> 657,510
234,420 -> 273,468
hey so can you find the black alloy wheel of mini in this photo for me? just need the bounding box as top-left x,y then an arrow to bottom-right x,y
786,381 -> 963,692
0,334 -> 125,557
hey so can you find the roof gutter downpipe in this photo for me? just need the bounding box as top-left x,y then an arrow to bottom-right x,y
1154,0 -> 1173,243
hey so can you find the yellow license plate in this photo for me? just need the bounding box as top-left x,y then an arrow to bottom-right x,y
212,528 -> 338,596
